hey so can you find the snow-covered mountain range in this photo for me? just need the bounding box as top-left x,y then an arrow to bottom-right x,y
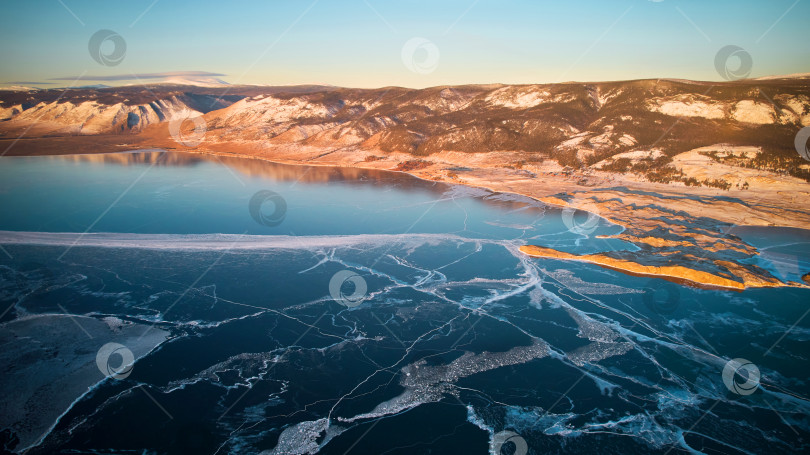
1,76 -> 809,184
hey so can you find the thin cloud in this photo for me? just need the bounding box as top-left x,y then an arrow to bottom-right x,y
4,81 -> 57,85
49,71 -> 227,82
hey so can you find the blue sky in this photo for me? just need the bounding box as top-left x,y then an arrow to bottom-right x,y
0,0 -> 807,88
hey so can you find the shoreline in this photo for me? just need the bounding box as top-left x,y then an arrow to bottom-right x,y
15,145 -> 810,236
176,147 -> 810,290
18,146 -> 810,232
4,143 -> 810,290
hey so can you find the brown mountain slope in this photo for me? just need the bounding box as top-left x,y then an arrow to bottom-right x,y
2,78 -> 809,289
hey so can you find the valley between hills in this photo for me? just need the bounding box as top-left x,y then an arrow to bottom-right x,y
2,77 -> 810,290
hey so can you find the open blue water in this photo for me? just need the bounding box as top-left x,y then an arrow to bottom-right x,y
0,151 -> 808,454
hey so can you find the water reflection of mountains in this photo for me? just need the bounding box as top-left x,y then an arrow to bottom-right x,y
57,150 -> 547,213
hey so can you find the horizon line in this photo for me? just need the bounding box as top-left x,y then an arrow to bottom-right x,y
3,71 -> 810,92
